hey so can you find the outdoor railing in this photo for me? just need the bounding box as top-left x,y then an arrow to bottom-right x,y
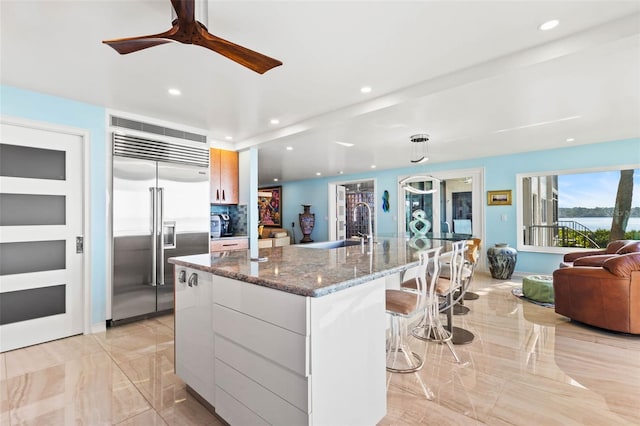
527,222 -> 600,248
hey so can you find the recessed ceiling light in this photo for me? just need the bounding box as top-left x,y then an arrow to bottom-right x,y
538,19 -> 559,31
335,141 -> 354,147
360,86 -> 372,94
566,138 -> 575,142
286,146 -> 293,151
270,118 -> 280,125
338,171 -> 344,175
316,172 -> 322,176
224,136 -> 233,140
273,178 -> 279,182
370,165 -> 377,169
168,88 -> 181,96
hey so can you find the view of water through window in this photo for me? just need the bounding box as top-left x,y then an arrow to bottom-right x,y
521,168 -> 639,248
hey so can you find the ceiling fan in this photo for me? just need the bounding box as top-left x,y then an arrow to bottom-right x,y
102,0 -> 282,74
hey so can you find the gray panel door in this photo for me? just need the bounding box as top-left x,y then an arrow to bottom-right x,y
0,122 -> 84,352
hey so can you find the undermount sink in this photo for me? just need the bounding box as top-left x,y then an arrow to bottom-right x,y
300,239 -> 363,249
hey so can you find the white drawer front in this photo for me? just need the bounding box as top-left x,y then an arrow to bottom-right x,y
215,387 -> 270,426
213,275 -> 308,335
213,304 -> 309,376
216,360 -> 308,426
215,335 -> 310,412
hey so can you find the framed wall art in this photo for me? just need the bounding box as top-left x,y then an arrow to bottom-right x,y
258,186 -> 282,226
487,190 -> 512,206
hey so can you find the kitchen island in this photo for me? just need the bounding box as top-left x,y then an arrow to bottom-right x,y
169,237 -> 425,426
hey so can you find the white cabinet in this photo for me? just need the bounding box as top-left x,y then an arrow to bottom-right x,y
212,275 -> 386,426
174,267 -> 215,403
174,269 -> 387,425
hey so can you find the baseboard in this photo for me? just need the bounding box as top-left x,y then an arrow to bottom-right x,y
91,321 -> 107,334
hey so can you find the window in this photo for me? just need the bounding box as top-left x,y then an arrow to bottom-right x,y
517,167 -> 640,252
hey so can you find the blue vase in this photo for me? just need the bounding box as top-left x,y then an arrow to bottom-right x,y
487,243 -> 517,279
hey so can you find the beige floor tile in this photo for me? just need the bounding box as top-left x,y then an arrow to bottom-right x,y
6,351 -> 151,425
117,346 -> 185,412
156,315 -> 175,330
97,328 -> 174,366
4,334 -> 104,379
116,408 -> 168,426
94,317 -> 174,346
1,378 -> 10,426
158,387 -> 223,426
3,275 -> 640,425
377,272 -> 640,425
0,353 -> 6,381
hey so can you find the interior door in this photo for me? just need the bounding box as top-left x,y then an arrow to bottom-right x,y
0,122 -> 84,352
402,178 -> 441,236
336,185 -> 346,240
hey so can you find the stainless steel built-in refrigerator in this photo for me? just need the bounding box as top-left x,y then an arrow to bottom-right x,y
111,134 -> 209,324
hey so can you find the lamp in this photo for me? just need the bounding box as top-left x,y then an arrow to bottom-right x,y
410,134 -> 429,164
399,175 -> 440,194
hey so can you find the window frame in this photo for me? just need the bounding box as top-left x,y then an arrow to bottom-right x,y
516,163 -> 640,254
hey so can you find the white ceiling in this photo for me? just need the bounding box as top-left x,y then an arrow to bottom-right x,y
2,1 -> 639,185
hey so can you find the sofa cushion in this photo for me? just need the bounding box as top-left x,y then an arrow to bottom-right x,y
573,254 -> 617,267
606,239 -> 634,254
602,252 -> 640,277
617,240 -> 640,254
259,227 -> 288,239
563,249 -> 605,263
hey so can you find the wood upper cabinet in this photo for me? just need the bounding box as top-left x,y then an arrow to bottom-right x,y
210,148 -> 238,204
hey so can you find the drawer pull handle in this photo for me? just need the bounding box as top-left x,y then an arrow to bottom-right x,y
188,272 -> 198,287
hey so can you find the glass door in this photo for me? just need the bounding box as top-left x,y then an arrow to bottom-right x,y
403,178 -> 442,236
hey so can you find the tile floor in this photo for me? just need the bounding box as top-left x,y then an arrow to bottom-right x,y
1,272 -> 639,425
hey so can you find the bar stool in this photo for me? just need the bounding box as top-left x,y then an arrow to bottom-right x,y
453,238 -> 482,315
462,238 -> 482,301
404,240 -> 466,363
385,246 -> 442,373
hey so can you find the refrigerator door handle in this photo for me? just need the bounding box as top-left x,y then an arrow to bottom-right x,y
150,187 -> 157,287
158,187 -> 165,286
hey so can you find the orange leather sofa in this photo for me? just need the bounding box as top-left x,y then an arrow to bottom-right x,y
553,252 -> 640,334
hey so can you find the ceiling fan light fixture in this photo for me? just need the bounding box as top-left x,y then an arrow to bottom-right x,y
103,0 -> 282,74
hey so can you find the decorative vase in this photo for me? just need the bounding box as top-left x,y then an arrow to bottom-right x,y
487,243 -> 517,279
299,204 -> 315,243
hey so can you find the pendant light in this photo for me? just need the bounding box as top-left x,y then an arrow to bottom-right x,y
410,134 -> 429,164
399,175 -> 440,194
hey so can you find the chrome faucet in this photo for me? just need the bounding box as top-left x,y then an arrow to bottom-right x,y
353,201 -> 373,244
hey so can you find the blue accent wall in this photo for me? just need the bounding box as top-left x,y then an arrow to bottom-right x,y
1,85 -> 107,325
2,84 -> 638,304
282,138 -> 640,274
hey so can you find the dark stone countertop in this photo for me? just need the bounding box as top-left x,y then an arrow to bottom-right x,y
169,236 -> 447,297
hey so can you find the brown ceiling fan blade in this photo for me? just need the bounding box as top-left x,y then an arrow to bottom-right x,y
170,0 -> 195,24
103,38 -> 173,54
197,28 -> 282,74
103,27 -> 179,54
